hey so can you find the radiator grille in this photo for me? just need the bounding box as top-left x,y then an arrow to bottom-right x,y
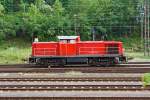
107,44 -> 119,54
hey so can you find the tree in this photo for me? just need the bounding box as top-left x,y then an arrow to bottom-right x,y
0,0 -> 144,41
0,3 -> 4,16
51,0 -> 66,36
35,0 -> 52,14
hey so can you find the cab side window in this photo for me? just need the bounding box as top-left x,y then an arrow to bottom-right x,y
70,40 -> 75,44
60,40 -> 67,43
60,39 -> 76,44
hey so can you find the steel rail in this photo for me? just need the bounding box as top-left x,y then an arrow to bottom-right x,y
0,67 -> 150,73
0,77 -> 141,81
0,63 -> 150,68
0,97 -> 150,100
0,64 -> 47,68
0,84 -> 149,91
128,62 -> 150,64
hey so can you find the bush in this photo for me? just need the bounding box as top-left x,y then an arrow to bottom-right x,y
143,73 -> 150,87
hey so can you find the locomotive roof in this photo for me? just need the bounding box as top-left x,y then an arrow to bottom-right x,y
57,36 -> 79,40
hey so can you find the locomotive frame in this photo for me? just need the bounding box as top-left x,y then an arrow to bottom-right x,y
29,36 -> 127,66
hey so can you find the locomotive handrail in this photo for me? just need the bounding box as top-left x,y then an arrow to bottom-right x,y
34,48 -> 57,56
78,47 -> 121,55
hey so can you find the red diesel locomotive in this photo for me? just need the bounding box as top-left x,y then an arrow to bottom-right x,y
29,36 -> 126,66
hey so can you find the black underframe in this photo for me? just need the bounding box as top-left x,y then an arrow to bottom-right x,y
29,54 -> 126,66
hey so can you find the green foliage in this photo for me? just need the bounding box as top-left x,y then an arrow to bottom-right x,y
143,73 -> 150,87
0,0 -> 143,41
0,3 -> 4,15
0,38 -> 31,64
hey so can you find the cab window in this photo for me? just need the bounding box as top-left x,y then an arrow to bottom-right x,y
60,39 -> 76,44
60,40 -> 67,43
70,40 -> 75,44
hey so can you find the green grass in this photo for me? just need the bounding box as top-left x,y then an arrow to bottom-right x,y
0,38 -> 31,64
0,47 -> 31,64
125,52 -> 150,60
143,73 -> 150,86
0,38 -> 149,64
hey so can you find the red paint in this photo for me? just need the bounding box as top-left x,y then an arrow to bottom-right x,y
59,43 -> 76,56
32,37 -> 124,57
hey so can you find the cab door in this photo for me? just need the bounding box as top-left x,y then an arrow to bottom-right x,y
59,40 -> 76,56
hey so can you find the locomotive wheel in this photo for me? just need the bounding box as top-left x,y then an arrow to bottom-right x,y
88,58 -> 98,67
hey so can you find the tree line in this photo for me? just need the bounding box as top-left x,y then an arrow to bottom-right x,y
0,0 -> 144,41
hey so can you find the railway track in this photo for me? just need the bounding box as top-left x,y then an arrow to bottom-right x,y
128,62 -> 150,64
0,77 -> 141,81
0,67 -> 150,73
0,84 -> 149,91
0,77 -> 148,91
0,62 -> 150,68
1,97 -> 150,100
0,62 -> 149,99
0,77 -> 148,100
0,62 -> 149,73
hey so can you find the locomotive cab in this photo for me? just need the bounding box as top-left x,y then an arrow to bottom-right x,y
57,36 -> 79,56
